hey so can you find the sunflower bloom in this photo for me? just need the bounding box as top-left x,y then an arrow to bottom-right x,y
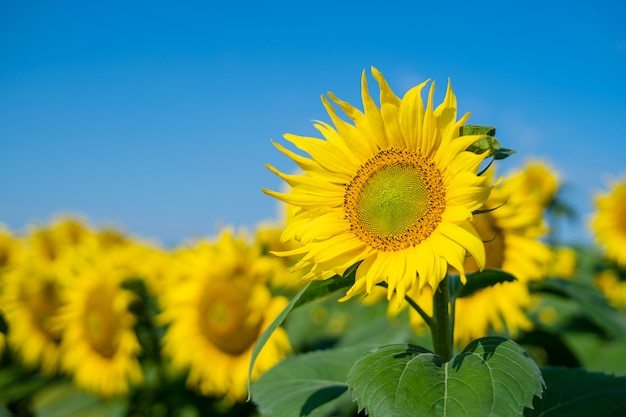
2,260 -> 66,374
264,68 -> 492,305
159,231 -> 291,403
591,177 -> 626,267
594,269 -> 626,310
56,258 -> 143,397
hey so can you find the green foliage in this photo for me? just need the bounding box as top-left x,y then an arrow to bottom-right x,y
453,269 -> 518,299
347,337 -> 544,417
251,345 -> 375,417
462,125 -> 516,160
32,382 -> 127,417
460,124 -> 497,137
526,367 -> 626,417
530,278 -> 626,340
247,265 -> 358,395
0,364 -> 50,407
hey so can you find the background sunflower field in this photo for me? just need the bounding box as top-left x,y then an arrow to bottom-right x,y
1,161 -> 626,416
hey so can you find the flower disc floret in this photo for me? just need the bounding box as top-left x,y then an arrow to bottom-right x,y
345,148 -> 445,251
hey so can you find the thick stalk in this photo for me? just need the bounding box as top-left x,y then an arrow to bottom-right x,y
431,275 -> 453,361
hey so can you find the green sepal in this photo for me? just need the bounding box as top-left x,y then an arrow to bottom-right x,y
462,125 -> 516,161
460,124 -> 496,137
493,147 -> 517,160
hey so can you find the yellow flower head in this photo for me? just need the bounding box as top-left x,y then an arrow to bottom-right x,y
254,219 -> 307,291
508,159 -> 559,208
546,246 -> 578,279
56,256 -> 143,397
2,257 -> 67,374
159,230 -> 291,403
591,177 -> 626,268
594,268 -> 626,310
264,68 -> 492,306
0,224 -> 21,270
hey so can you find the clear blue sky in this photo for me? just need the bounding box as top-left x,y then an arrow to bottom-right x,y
1,1 -> 625,246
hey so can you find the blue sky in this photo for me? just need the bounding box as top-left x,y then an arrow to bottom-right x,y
1,1 -> 625,246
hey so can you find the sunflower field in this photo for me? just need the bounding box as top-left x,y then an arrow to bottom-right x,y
2,68 -> 626,417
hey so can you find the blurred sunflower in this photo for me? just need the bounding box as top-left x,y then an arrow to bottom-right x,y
2,258 -> 67,374
56,257 -> 143,397
594,268 -> 626,310
264,67 -> 492,306
591,177 -> 626,267
408,161 -> 555,344
159,230 -> 291,403
0,224 -> 21,270
546,246 -> 578,279
0,225 -> 21,358
510,160 -> 560,209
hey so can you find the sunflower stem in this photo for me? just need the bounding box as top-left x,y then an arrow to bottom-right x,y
431,275 -> 453,361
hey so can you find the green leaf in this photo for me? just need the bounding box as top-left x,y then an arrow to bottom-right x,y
461,125 -> 516,161
525,367 -> 626,417
247,265 -> 358,396
516,328 -> 581,368
493,147 -> 517,160
251,345 -> 375,417
0,404 -> 12,417
32,381 -> 127,417
347,337 -> 544,417
455,269 -> 517,299
0,365 -> 50,404
466,135 -> 500,155
293,262 -> 359,309
529,278 -> 626,340
460,124 -> 497,137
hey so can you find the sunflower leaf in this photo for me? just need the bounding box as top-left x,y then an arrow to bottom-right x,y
460,124 -> 497,137
525,367 -> 626,416
32,381 -> 127,417
455,269 -> 517,299
347,337 -> 544,417
493,147 -> 517,160
529,278 -> 626,340
251,345 -> 375,417
247,265 -> 358,397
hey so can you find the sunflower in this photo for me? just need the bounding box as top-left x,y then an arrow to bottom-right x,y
0,224 -> 21,270
1,257 -> 66,374
56,256 -> 143,397
409,161 -> 555,344
510,160 -> 559,208
594,268 -> 626,310
159,230 -> 291,403
0,225 -> 21,358
264,68 -> 493,306
546,246 -> 577,279
591,177 -> 626,268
